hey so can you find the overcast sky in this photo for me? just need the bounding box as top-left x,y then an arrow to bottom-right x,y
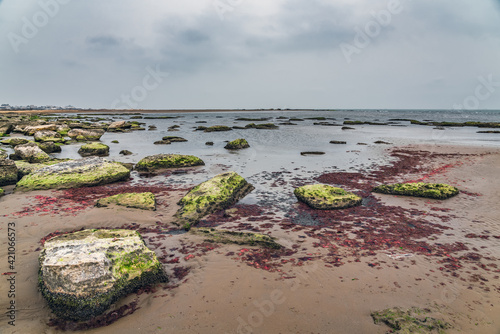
1,0 -> 499,110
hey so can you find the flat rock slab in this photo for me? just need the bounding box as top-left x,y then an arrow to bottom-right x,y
294,184 -> 362,209
67,128 -> 105,141
191,228 -> 282,249
15,157 -> 130,192
39,229 -> 167,321
96,192 -> 156,210
175,172 -> 254,228
135,154 -> 204,172
372,182 -> 459,199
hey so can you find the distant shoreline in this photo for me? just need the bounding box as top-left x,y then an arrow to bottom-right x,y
0,109 -> 324,115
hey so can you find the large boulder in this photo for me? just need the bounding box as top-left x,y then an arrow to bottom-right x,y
14,142 -> 50,163
37,141 -> 62,154
96,192 -> 156,210
204,125 -> 232,132
67,128 -> 105,141
24,124 -> 58,135
15,157 -> 130,192
38,229 -> 167,321
0,159 -> 18,186
224,138 -> 250,150
294,184 -> 362,209
1,137 -> 30,146
175,172 -> 254,229
78,142 -> 110,157
372,182 -> 459,199
34,130 -> 64,143
135,154 -> 204,172
107,120 -> 131,132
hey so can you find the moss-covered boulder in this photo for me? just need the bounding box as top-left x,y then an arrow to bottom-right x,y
15,157 -> 130,192
68,128 -> 105,141
162,136 -> 187,142
24,124 -> 58,135
294,184 -> 362,209
107,120 -> 131,132
135,154 -> 204,172
371,307 -> 450,333
224,138 -> 250,150
191,228 -> 282,249
15,160 -> 52,178
0,123 -> 14,136
204,125 -> 233,132
14,142 -> 50,163
37,141 -> 62,154
175,172 -> 254,229
34,130 -> 64,143
1,137 -> 30,146
38,229 -> 167,321
0,159 -> 18,186
372,182 -> 459,199
96,192 -> 156,211
78,142 -> 110,157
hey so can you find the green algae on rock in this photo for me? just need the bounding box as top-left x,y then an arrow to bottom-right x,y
0,187 -> 4,196
78,142 -> 110,157
96,192 -> 156,211
14,160 -> 68,178
14,142 -> 50,163
0,159 -> 18,186
224,138 -> 250,150
191,227 -> 282,249
245,123 -> 279,129
204,125 -> 233,132
175,172 -> 255,229
294,184 -> 362,210
371,307 -> 450,334
37,141 -> 62,154
372,182 -> 459,199
135,154 -> 204,172
38,229 -> 167,321
67,128 -> 105,141
1,137 -> 30,146
34,130 -> 64,143
15,157 -> 130,192
161,136 -> 188,142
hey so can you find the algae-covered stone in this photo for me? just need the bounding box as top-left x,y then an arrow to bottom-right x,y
34,130 -> 64,143
0,159 -> 18,186
175,172 -> 254,229
0,123 -> 14,136
371,307 -> 450,334
1,137 -> 30,146
191,227 -> 282,249
224,138 -> 250,150
107,120 -> 131,132
294,184 -> 362,209
135,154 -> 204,172
78,142 -> 110,157
15,157 -> 130,192
14,142 -> 50,163
24,124 -> 58,135
245,123 -> 278,129
38,229 -> 167,321
96,192 -> 156,211
0,187 -> 4,196
68,128 -> 105,141
37,141 -> 62,154
372,182 -> 459,199
162,136 -> 187,142
204,125 -> 232,132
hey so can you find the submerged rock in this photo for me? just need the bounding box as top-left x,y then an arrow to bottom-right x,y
300,151 -> 325,156
15,157 -> 130,192
34,130 -> 64,143
204,125 -> 232,132
245,123 -> 278,129
68,128 -> 105,141
224,138 -> 250,150
135,154 -> 204,172
330,140 -> 347,144
38,229 -> 167,321
14,142 -> 50,163
154,140 -> 171,145
0,159 -> 18,186
191,228 -> 282,249
162,136 -> 187,142
205,141 -> 214,146
175,172 -> 254,229
78,142 -> 110,157
1,137 -> 30,146
372,182 -> 459,199
294,184 -> 362,209
96,192 -> 156,211
119,150 -> 133,156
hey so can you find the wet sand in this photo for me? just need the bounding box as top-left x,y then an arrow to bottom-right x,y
1,144 -> 499,334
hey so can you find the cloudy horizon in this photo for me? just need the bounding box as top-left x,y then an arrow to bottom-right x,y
0,0 -> 499,110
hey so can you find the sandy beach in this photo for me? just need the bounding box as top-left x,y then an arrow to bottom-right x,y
1,142 -> 499,334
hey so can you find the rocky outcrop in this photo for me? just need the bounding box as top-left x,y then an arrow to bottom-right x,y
34,130 -> 64,143
175,172 -> 254,229
96,192 -> 156,210
372,182 -> 459,199
15,157 -> 130,192
0,159 -> 18,186
78,142 -> 110,157
224,138 -> 250,150
38,229 -> 167,321
135,154 -> 204,172
67,128 -> 105,141
14,142 -> 50,163
294,184 -> 362,209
